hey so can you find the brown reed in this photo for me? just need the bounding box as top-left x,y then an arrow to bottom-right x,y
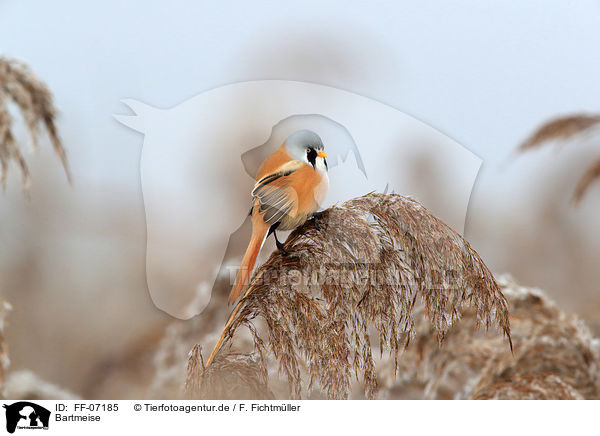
517,113 -> 600,204
388,275 -> 599,400
193,193 -> 512,399
0,57 -> 70,188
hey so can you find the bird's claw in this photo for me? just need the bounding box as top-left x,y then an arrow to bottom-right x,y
312,211 -> 324,231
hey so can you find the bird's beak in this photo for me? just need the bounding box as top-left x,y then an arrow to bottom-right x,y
317,150 -> 328,158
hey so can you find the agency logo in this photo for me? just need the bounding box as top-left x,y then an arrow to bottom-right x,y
2,402 -> 50,433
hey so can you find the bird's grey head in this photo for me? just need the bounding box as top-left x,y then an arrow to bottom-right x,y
284,129 -> 327,170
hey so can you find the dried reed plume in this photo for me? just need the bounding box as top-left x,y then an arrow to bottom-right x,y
0,57 -> 70,188
573,158 -> 600,204
518,114 -> 600,152
473,280 -> 600,399
472,374 -> 584,400
186,346 -> 273,399
517,113 -> 600,204
191,193 -> 512,399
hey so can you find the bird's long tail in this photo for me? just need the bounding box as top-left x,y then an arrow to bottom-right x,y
228,219 -> 269,304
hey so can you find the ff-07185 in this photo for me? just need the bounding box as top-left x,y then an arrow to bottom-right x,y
73,404 -> 119,412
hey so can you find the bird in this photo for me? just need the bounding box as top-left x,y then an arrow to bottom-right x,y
228,129 -> 329,304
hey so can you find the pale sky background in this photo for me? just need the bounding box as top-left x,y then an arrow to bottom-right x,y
1,0 -> 599,190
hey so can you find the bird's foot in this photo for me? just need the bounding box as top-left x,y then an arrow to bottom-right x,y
312,211 -> 324,231
275,238 -> 288,256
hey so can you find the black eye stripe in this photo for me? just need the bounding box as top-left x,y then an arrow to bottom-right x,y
306,147 -> 317,168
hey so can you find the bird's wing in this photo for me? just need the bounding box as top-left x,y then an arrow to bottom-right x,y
252,162 -> 302,225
